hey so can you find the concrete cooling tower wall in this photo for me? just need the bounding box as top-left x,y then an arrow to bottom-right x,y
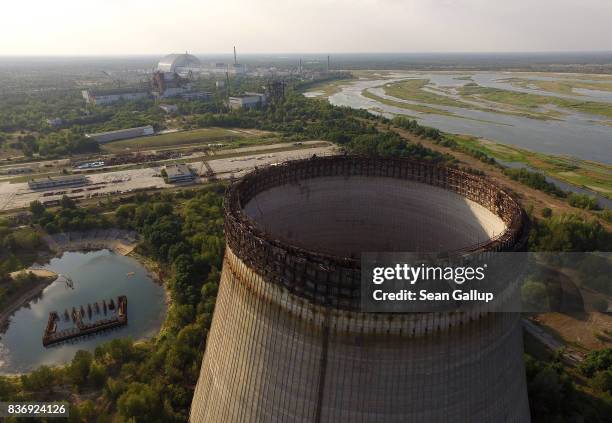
190,156 -> 530,423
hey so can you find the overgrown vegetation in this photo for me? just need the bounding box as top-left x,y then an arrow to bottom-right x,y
503,168 -> 567,198
529,213 -> 610,251
525,352 -> 612,422
1,187 -> 225,422
0,219 -> 47,307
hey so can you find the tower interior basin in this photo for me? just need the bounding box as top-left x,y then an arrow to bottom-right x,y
243,176 -> 507,255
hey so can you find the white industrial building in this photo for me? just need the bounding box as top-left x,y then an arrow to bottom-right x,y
228,93 -> 267,110
85,125 -> 154,144
82,89 -> 149,106
28,174 -> 88,190
165,163 -> 195,183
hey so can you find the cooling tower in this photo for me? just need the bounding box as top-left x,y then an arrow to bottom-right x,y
190,156 -> 530,423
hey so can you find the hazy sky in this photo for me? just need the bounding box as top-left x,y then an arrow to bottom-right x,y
1,0 -> 611,55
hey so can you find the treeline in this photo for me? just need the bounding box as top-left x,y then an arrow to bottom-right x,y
191,92 -> 449,162
529,213 -> 610,251
0,219 -> 46,300
503,168 -> 567,198
29,196 -> 111,233
0,91 -> 84,133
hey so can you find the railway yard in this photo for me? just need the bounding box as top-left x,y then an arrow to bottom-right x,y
0,140 -> 336,212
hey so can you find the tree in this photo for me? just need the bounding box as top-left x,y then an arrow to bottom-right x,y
88,361 -> 108,388
78,400 -> 96,423
60,195 -> 76,209
117,382 -> 161,422
521,280 -> 549,310
20,365 -> 54,392
568,193 -> 599,210
29,200 -> 45,218
580,348 -> 612,377
590,369 -> 612,394
69,350 -> 92,387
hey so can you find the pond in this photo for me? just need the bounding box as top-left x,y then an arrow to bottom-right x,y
0,250 -> 166,374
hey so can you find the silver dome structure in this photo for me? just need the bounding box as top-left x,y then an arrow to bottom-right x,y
157,53 -> 201,73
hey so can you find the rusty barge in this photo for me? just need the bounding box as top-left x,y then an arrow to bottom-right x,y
43,296 -> 127,347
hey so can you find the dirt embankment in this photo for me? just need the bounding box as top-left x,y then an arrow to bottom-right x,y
44,229 -> 138,256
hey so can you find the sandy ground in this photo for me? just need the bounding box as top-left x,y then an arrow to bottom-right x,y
9,268 -> 57,279
534,312 -> 612,351
44,229 -> 139,256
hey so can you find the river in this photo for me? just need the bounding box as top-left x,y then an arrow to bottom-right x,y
321,72 -> 612,164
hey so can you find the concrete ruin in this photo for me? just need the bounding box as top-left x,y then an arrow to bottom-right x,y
190,156 -> 531,422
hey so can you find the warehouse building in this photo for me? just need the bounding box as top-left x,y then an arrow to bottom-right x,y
85,125 -> 154,144
228,92 -> 267,110
28,174 -> 88,190
81,89 -> 149,106
165,163 -> 195,183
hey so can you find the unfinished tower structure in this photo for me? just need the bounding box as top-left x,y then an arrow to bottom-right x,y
190,156 -> 530,422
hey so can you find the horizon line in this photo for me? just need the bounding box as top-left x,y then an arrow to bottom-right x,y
1,50 -> 612,58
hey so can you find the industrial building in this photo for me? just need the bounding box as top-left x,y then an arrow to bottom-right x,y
1,167 -> 32,175
228,92 -> 267,110
81,89 -> 149,106
28,174 -> 88,190
190,156 -> 530,423
85,125 -> 154,144
151,70 -> 212,100
164,163 -> 195,183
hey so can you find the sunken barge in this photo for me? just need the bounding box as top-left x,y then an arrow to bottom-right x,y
43,296 -> 127,347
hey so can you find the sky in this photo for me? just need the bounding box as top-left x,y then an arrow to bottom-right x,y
0,0 -> 611,55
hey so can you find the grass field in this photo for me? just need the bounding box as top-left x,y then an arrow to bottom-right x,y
362,89 -> 462,117
502,77 -> 612,96
381,79 -> 563,121
363,88 -> 511,125
382,79 -> 470,108
446,134 -> 612,199
460,84 -> 612,119
101,128 -> 271,152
